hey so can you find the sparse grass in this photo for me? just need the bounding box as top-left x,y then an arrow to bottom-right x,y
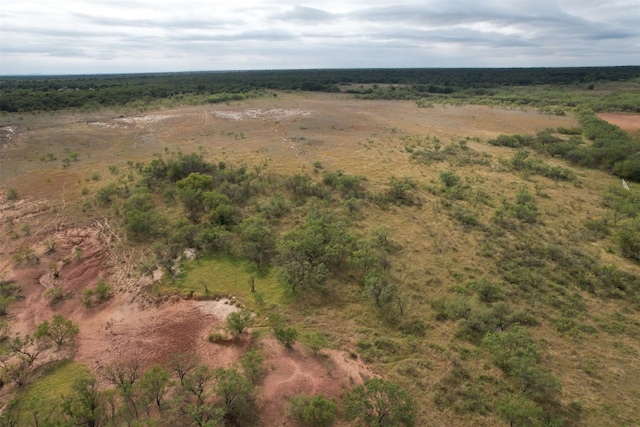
10,360 -> 90,424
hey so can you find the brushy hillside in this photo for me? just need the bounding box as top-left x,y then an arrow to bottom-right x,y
1,75 -> 639,426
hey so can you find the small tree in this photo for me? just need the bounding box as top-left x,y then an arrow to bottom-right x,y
61,376 -> 102,427
138,365 -> 172,412
496,394 -> 543,427
214,367 -> 254,423
182,365 -> 213,406
270,313 -> 298,349
167,351 -> 199,386
0,356 -> 30,386
343,378 -> 417,427
274,326 -> 298,349
239,216 -> 275,269
36,314 -> 80,348
303,331 -> 329,356
240,348 -> 263,384
226,310 -> 253,340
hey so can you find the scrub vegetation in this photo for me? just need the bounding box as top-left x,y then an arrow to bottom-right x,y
1,67 -> 639,426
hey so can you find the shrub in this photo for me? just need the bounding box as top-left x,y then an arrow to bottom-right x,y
226,310 -> 253,339
440,171 -> 461,188
274,326 -> 298,349
343,378 -> 417,427
208,332 -> 225,343
289,394 -> 338,427
81,281 -> 113,308
44,286 -> 66,306
303,331 -> 329,355
617,218 -> 640,262
94,281 -> 113,302
6,188 -> 18,201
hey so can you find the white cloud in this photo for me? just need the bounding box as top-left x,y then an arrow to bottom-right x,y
0,0 -> 638,75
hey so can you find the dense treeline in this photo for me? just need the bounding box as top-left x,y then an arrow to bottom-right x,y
1,66 -> 639,112
490,111 -> 640,181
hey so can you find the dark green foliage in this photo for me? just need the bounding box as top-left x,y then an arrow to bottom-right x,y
2,67 -> 639,113
323,171 -> 367,199
289,394 -> 338,427
82,281 -> 113,308
238,215 -> 275,268
61,376 -> 103,427
274,326 -> 298,349
483,328 -> 562,405
343,378 -> 417,427
469,279 -> 505,303
508,151 -> 576,181
95,183 -> 120,205
275,207 -> 352,291
303,331 -> 330,355
495,187 -> 538,225
492,112 -> 640,181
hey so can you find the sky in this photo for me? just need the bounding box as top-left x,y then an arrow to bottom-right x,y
1,0 -> 639,75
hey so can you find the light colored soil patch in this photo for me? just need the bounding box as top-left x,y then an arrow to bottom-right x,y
194,298 -> 241,317
597,113 -> 640,133
210,108 -> 311,121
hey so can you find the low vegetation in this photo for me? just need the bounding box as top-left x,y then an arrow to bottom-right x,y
1,68 -> 639,426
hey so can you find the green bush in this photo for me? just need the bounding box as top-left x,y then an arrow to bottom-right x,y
274,326 -> 298,349
617,218 -> 640,262
6,188 -> 18,201
226,310 -> 253,339
289,394 -> 337,427
343,378 -> 417,427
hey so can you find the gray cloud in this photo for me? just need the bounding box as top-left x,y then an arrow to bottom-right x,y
0,0 -> 637,75
276,6 -> 335,23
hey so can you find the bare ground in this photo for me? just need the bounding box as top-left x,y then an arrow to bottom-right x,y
597,112 -> 640,134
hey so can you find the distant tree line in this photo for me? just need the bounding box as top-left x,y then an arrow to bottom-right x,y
1,66 -> 638,112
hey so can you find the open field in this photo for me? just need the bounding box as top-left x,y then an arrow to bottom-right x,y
1,90 -> 640,426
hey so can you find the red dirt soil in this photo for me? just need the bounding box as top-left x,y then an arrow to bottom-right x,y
597,113 -> 640,134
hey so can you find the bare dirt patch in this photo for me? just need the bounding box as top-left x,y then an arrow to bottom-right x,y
210,108 -> 311,121
258,338 -> 371,426
597,113 -> 640,133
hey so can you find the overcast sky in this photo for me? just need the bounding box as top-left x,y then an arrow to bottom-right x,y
1,0 -> 638,75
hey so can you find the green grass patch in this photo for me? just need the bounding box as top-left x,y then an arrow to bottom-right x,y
13,360 -> 90,423
159,254 -> 290,309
